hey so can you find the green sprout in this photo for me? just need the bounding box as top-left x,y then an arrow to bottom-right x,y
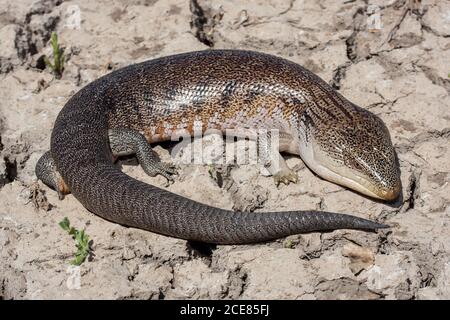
207,164 -> 215,178
283,239 -> 295,249
43,32 -> 65,79
59,217 -> 91,266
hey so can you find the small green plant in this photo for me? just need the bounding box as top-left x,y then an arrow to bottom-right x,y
59,217 -> 91,266
207,164 -> 215,179
283,239 -> 295,249
44,32 -> 65,79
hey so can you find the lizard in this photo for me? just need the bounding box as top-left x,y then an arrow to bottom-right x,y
36,50 -> 401,244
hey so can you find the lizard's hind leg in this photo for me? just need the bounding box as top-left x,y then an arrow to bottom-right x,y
109,128 -> 177,182
35,151 -> 70,200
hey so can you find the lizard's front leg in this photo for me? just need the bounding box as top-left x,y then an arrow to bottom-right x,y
257,130 -> 298,186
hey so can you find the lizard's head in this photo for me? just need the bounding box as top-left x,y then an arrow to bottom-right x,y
300,106 -> 401,201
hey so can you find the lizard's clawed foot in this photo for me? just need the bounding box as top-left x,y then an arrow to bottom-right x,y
109,128 -> 178,184
273,169 -> 298,186
143,161 -> 178,183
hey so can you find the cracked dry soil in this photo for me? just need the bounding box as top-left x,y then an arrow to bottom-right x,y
0,0 -> 449,299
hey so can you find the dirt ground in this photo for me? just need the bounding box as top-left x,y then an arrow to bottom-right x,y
0,0 -> 449,300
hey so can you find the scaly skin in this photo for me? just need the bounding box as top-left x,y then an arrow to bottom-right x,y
39,50 -> 401,244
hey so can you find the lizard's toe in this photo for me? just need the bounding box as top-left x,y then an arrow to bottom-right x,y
273,169 -> 298,186
144,162 -> 178,184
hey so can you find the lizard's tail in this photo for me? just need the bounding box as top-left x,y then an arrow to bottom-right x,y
50,73 -> 387,245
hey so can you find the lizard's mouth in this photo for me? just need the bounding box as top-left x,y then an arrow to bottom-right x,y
300,141 -> 401,201
314,166 -> 401,201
